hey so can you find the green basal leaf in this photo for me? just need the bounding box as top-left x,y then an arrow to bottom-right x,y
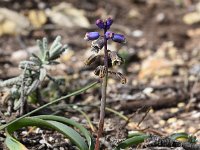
128,132 -> 146,138
34,115 -> 95,150
169,132 -> 189,140
47,120 -> 88,150
5,129 -> 28,150
6,117 -> 88,150
115,134 -> 149,149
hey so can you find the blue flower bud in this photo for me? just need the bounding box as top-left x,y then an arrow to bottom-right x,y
105,31 -> 114,39
112,34 -> 126,43
96,19 -> 105,29
84,32 -> 100,41
106,17 -> 113,29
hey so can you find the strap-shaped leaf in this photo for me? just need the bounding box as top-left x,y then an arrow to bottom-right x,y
34,115 -> 95,150
5,129 -> 28,150
115,134 -> 149,149
169,133 -> 189,140
6,117 -> 88,150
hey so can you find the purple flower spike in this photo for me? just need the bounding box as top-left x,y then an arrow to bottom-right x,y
112,34 -> 126,43
105,31 -> 114,39
96,19 -> 105,29
84,32 -> 100,41
106,17 -> 113,29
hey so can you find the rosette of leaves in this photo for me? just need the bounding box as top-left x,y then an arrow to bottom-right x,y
0,36 -> 67,115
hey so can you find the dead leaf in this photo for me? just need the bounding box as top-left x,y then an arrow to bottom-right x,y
46,2 -> 90,28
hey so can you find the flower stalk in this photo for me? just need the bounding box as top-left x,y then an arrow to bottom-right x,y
94,22 -> 109,150
84,17 -> 126,150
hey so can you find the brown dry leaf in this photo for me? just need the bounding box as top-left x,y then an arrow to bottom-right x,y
28,10 -> 47,28
183,12 -> 200,25
46,2 -> 90,28
0,8 -> 30,36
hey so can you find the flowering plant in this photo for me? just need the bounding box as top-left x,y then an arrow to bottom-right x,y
84,17 -> 126,149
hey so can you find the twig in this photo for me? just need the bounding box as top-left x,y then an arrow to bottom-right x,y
122,107 -> 144,128
137,107 -> 151,127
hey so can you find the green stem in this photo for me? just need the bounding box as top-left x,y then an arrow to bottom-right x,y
0,81 -> 99,131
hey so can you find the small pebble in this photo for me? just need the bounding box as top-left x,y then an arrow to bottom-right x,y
156,13 -> 165,23
132,30 -> 143,38
48,136 -> 54,142
39,139 -> 45,144
0,120 -> 6,124
0,137 -> 4,142
21,131 -> 28,135
143,87 -> 153,94
38,144 -> 46,150
177,102 -> 185,108
170,108 -> 179,113
35,128 -> 42,134
167,117 -> 177,124
159,120 -> 166,126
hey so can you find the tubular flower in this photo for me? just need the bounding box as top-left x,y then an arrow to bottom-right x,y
112,34 -> 126,44
106,17 -> 113,29
96,19 -> 105,29
105,31 -> 114,39
84,32 -> 100,41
